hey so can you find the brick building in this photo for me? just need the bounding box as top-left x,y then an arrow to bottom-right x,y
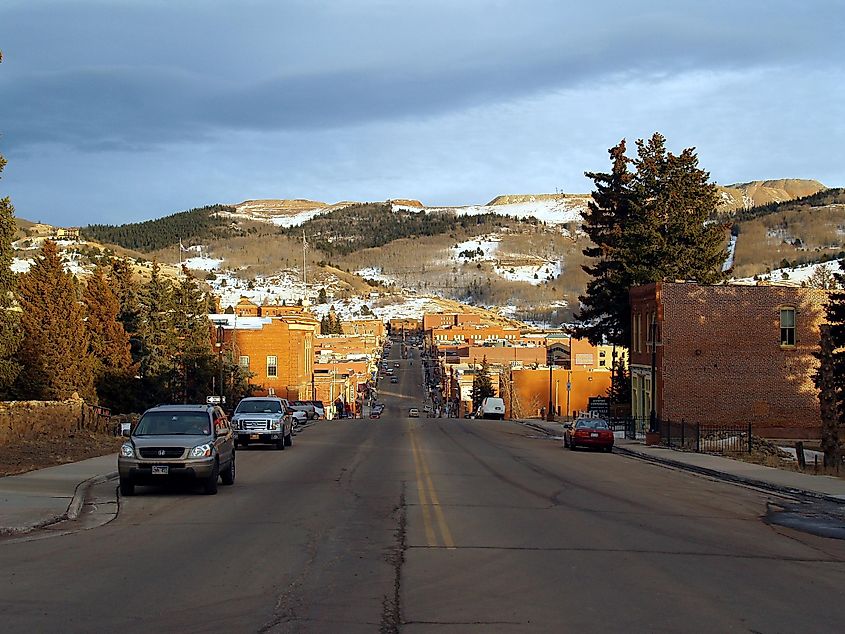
629,281 -> 829,438
389,318 -> 423,336
422,312 -> 482,331
341,319 -> 386,338
211,312 -> 319,400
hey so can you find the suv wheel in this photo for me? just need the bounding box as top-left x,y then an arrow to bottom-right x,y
203,461 -> 219,495
119,478 -> 134,496
275,437 -> 285,450
284,431 -> 293,447
221,455 -> 235,485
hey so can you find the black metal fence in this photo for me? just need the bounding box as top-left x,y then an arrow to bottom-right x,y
660,419 -> 752,454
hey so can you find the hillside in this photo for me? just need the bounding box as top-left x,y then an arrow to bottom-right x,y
730,187 -> 845,277
278,202 -> 522,257
716,179 -> 826,213
81,204 -> 236,252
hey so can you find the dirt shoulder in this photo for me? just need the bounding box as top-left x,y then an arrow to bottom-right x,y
0,430 -> 122,477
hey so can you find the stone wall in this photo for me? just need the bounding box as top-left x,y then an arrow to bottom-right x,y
0,398 -> 111,445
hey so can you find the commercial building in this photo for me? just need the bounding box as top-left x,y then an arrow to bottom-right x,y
629,281 -> 829,438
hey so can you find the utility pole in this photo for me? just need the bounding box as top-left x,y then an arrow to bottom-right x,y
649,315 -> 658,433
546,346 -> 555,422
216,325 -> 225,406
302,230 -> 308,296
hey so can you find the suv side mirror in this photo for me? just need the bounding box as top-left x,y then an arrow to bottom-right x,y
563,423 -> 573,430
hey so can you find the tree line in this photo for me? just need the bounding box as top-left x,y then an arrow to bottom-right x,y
280,202 -> 521,256
82,204 -> 236,252
729,187 -> 845,224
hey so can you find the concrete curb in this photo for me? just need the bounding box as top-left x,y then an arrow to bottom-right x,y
612,445 -> 845,504
66,471 -> 119,521
512,418 -> 845,505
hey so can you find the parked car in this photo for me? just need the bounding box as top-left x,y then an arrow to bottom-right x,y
231,397 -> 294,450
479,397 -> 506,420
289,400 -> 318,419
564,418 -> 614,452
394,362 -> 400,368
408,408 -> 420,418
369,404 -> 384,419
390,376 -> 399,383
309,401 -> 326,419
118,404 -> 235,496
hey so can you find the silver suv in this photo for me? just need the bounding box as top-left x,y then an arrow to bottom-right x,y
231,397 -> 294,449
118,404 -> 235,496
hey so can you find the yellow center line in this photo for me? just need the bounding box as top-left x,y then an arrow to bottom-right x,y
410,427 -> 437,546
410,424 -> 456,550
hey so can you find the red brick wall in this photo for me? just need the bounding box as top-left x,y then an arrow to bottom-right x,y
636,282 -> 829,438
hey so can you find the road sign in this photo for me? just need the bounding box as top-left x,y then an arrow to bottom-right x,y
206,395 -> 226,404
587,396 -> 609,418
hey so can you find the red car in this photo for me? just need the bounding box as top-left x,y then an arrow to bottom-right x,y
564,418 -> 614,452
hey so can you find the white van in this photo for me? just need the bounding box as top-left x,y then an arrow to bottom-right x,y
479,397 -> 506,420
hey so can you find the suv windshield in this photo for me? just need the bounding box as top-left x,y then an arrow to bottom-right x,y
134,412 -> 211,436
236,400 -> 282,414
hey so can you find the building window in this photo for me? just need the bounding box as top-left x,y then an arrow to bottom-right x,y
267,355 -> 278,378
239,355 -> 250,369
780,307 -> 796,346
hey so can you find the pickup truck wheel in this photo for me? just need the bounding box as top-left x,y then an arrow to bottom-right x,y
119,478 -> 134,496
221,455 -> 235,485
284,432 -> 292,447
275,438 -> 285,450
203,461 -> 219,495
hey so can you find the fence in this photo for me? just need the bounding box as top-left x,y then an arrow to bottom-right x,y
660,419 -> 752,454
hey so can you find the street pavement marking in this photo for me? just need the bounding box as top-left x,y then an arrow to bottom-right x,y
410,425 -> 456,549
411,430 -> 438,546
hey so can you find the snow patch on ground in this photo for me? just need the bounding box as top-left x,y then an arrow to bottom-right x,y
356,267 -> 397,285
182,256 -> 223,271
11,258 -> 33,273
722,235 -> 737,272
732,260 -> 844,285
451,235 -> 501,261
495,259 -> 561,285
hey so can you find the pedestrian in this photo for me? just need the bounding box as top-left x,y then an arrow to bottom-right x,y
540,406 -> 545,419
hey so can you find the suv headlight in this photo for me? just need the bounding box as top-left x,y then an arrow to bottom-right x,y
120,443 -> 134,458
189,443 -> 213,458
270,418 -> 281,430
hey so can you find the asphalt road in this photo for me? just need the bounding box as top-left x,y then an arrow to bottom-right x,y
2,346 -> 845,632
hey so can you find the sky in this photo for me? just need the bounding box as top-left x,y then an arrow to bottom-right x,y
0,0 -> 843,226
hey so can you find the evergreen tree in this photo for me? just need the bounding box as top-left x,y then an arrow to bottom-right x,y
83,267 -> 134,411
108,258 -> 141,335
576,140 -> 633,346
172,267 -> 215,403
318,287 -> 328,304
0,52 -> 23,396
136,260 -> 178,404
15,241 -> 96,401
470,357 -> 495,411
577,133 -> 726,347
815,268 -> 845,467
320,315 -> 331,335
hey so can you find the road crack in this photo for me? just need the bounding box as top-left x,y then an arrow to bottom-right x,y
381,481 -> 407,633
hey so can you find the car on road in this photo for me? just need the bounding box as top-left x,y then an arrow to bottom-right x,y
231,397 -> 294,449
289,400 -> 318,419
370,404 -> 385,419
479,397 -> 506,420
408,408 -> 420,418
390,376 -> 399,383
563,418 -> 614,452
118,404 -> 236,496
394,362 -> 400,368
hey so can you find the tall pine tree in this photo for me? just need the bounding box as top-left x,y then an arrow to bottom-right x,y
136,260 -> 178,404
84,267 -> 134,411
172,266 -> 215,403
577,133 -> 727,347
815,268 -> 845,467
15,241 -> 96,401
0,51 -> 23,396
576,140 -> 633,346
471,357 -> 495,411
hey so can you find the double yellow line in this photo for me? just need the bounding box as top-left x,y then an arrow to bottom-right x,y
409,425 -> 455,549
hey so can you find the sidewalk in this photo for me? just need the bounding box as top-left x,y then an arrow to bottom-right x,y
0,454 -> 118,535
517,418 -> 845,503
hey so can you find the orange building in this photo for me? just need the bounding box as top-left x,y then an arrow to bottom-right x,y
260,304 -> 308,318
430,325 -> 520,345
389,318 -> 423,336
422,312 -> 482,331
341,319 -> 386,338
504,367 -> 612,419
214,313 -> 319,400
233,297 -> 260,317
